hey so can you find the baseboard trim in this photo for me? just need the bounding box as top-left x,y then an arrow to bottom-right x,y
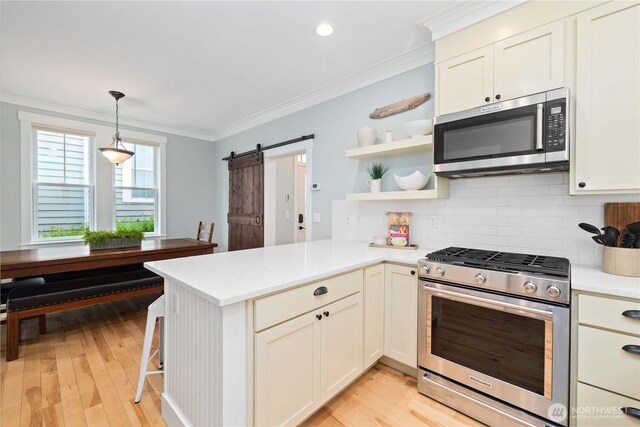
379,356 -> 418,378
162,393 -> 191,427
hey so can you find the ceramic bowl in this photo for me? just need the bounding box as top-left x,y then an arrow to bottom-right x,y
372,236 -> 388,246
394,171 -> 430,191
357,127 -> 377,146
402,119 -> 433,138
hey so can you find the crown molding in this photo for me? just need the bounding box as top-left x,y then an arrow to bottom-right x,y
417,0 -> 526,41
0,93 -> 214,141
209,42 -> 435,141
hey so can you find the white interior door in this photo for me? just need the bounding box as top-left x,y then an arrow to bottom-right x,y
293,158 -> 307,243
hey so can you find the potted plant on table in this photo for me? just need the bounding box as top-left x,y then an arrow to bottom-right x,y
366,161 -> 390,193
83,229 -> 144,250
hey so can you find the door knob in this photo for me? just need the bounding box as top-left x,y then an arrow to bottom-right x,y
484,97 -> 490,102
495,94 -> 501,100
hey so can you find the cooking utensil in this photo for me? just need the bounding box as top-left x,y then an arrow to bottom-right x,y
592,235 -> 607,245
601,226 -> 620,247
635,232 -> 640,249
626,221 -> 640,234
579,223 -> 601,235
621,230 -> 636,248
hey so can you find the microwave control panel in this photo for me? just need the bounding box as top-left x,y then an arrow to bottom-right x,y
545,99 -> 566,152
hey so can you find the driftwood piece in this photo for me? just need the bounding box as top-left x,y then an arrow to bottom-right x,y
369,93 -> 431,119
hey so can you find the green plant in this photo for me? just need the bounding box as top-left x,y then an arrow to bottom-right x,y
366,162 -> 390,180
39,223 -> 90,238
83,229 -> 144,247
116,215 -> 155,232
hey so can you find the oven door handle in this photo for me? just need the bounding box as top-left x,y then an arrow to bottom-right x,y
424,285 -> 553,320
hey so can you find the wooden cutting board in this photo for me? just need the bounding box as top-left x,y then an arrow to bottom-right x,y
604,203 -> 640,233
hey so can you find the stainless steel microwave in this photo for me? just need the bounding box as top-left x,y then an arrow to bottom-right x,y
433,88 -> 569,178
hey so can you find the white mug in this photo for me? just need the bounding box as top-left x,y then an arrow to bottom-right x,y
366,178 -> 382,193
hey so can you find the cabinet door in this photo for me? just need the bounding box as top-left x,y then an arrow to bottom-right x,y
255,312 -> 321,427
384,264 -> 418,368
363,264 -> 384,368
576,382 -> 640,427
320,293 -> 363,402
575,2 -> 640,192
493,21 -> 565,101
437,46 -> 493,115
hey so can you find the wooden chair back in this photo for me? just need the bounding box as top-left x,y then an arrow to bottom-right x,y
197,222 -> 215,243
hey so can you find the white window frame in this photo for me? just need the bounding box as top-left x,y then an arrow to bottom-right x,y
19,111 -> 167,247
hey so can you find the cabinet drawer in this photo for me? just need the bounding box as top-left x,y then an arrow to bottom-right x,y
579,294 -> 640,336
254,270 -> 363,332
578,325 -> 640,400
576,382 -> 640,427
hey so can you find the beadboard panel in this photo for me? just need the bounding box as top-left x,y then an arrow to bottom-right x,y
332,172 -> 640,266
163,278 -> 247,426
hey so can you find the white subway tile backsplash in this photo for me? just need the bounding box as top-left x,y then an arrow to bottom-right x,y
332,173 -> 636,267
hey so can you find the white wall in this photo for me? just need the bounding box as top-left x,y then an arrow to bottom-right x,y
214,65 -> 435,251
275,156 -> 294,245
0,102 -> 217,250
333,172 -> 640,267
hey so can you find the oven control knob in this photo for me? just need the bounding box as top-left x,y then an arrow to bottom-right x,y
474,273 -> 486,284
547,285 -> 561,298
422,264 -> 430,273
435,267 -> 445,277
523,281 -> 537,294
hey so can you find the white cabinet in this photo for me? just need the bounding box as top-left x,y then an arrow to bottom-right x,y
436,21 -> 566,115
254,288 -> 363,427
254,310 -> 321,427
320,293 -> 363,401
437,46 -> 493,115
493,21 -> 565,102
384,264 -> 418,368
574,1 -> 640,194
363,264 -> 385,368
575,293 -> 640,426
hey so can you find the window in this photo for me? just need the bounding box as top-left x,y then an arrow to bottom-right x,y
19,111 -> 167,246
33,128 -> 94,241
115,142 -> 158,233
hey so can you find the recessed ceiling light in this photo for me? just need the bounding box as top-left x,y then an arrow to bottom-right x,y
315,22 -> 334,37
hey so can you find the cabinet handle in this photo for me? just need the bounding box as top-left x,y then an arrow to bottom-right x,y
484,97 -> 490,102
622,345 -> 640,356
323,311 -> 330,317
622,407 -> 640,420
495,94 -> 501,100
622,310 -> 640,320
316,314 -> 323,320
411,270 -> 416,276
578,182 -> 586,188
313,286 -> 328,296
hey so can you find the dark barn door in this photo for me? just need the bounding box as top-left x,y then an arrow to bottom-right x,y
228,152 -> 264,251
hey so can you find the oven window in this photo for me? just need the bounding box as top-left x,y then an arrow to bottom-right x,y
431,296 -> 545,395
442,115 -> 535,161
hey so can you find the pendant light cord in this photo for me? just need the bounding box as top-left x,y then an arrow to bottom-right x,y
114,97 -> 120,147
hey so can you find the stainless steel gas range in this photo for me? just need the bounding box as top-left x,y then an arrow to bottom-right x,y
417,247 -> 571,427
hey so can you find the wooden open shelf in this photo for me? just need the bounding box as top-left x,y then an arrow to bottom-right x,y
345,135 -> 432,160
345,179 -> 449,201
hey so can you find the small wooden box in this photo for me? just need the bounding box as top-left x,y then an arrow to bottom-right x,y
602,247 -> 640,277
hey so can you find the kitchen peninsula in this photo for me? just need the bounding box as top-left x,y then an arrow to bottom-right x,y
145,239 -> 640,427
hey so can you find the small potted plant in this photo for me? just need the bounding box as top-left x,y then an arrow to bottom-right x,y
366,162 -> 390,193
83,229 -> 144,250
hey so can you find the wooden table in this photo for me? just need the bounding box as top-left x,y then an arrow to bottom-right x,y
0,238 -> 217,279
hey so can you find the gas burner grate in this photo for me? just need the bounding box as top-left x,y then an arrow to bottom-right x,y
426,247 -> 570,277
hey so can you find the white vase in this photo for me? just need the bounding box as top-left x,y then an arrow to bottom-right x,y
357,127 -> 377,147
367,179 -> 382,193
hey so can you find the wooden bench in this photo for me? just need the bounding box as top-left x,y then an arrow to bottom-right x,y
5,265 -> 163,361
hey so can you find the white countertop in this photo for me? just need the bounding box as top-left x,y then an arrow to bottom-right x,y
145,239 -> 421,306
571,265 -> 640,299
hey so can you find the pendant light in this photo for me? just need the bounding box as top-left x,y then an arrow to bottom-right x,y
99,90 -> 134,165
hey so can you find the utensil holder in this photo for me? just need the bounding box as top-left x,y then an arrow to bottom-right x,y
602,247 -> 640,277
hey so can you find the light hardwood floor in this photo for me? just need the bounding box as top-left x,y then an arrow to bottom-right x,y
1,297 -> 482,427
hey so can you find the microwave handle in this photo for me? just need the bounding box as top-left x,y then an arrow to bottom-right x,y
536,103 -> 544,151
